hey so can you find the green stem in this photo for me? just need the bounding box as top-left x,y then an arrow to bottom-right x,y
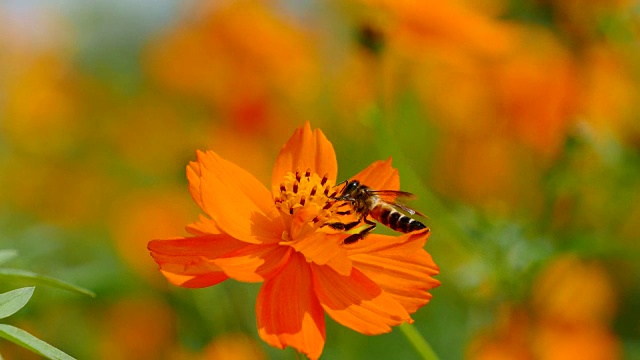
399,323 -> 440,360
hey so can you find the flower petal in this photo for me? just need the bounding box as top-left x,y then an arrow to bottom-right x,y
350,157 -> 399,191
346,228 -> 431,255
286,231 -> 352,276
160,271 -> 229,289
148,234 -> 248,287
213,245 -> 292,282
149,235 -> 292,285
348,230 -> 440,313
185,214 -> 223,235
271,122 -> 338,196
311,263 -> 411,335
195,150 -> 284,244
187,158 -> 205,210
257,253 -> 326,360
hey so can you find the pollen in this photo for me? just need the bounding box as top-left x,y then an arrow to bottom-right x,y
274,170 -> 339,227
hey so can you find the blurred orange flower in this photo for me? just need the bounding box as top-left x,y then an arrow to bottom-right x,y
98,297 -> 176,360
148,123 -> 439,359
145,0 -> 318,135
531,256 -> 621,360
110,189 -> 198,284
578,45 -> 636,143
531,255 -> 617,327
415,25 -> 580,214
466,306 -> 532,360
532,320 -> 621,360
358,0 -> 512,57
467,255 -> 621,360
199,333 -> 266,360
495,26 -> 578,158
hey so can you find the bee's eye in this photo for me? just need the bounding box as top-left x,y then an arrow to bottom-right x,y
345,181 -> 359,193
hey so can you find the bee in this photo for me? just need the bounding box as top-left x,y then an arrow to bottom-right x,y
327,179 -> 427,244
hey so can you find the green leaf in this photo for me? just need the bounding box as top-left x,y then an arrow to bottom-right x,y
0,324 -> 75,360
0,250 -> 18,265
0,269 -> 95,298
0,287 -> 34,319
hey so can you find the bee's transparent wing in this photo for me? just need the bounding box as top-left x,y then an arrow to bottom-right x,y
368,190 -> 425,217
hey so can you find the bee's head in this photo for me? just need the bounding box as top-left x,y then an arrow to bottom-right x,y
341,180 -> 360,196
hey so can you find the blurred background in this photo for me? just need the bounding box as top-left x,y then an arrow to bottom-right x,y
0,0 -> 639,359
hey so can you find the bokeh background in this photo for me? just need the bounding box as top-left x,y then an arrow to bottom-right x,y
1,0 -> 639,359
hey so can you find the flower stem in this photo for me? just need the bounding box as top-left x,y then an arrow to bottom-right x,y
399,323 -> 440,360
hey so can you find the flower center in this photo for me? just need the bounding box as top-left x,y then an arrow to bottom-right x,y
274,169 -> 340,229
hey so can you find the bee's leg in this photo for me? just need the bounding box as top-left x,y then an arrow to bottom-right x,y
324,209 -> 363,231
335,203 -> 352,216
343,218 -> 377,244
330,195 -> 355,201
324,219 -> 360,231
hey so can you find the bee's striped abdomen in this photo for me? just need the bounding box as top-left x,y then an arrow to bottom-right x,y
371,204 -> 426,233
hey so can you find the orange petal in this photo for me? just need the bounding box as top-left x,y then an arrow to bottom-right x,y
346,228 -> 431,255
148,234 -> 248,287
288,205 -> 321,240
195,150 -> 284,244
213,245 -> 293,282
257,253 -> 326,360
286,231 -> 352,276
187,158 -> 205,210
348,230 -> 440,313
271,122 -> 338,196
310,263 -> 411,335
185,214 -> 223,235
350,157 -> 399,191
160,271 -> 229,289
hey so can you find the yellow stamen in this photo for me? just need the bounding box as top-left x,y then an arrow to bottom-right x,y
274,171 -> 340,229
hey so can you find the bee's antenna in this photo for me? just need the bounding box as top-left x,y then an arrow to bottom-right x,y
334,179 -> 348,188
329,180 -> 349,198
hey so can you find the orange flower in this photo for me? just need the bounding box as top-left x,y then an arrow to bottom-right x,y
467,256 -> 621,360
144,0 -> 318,135
148,123 -> 439,359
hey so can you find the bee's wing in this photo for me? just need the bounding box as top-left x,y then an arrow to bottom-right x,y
368,190 -> 417,200
389,202 -> 426,217
368,190 -> 426,217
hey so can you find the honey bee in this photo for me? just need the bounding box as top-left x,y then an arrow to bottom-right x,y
327,180 -> 427,244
